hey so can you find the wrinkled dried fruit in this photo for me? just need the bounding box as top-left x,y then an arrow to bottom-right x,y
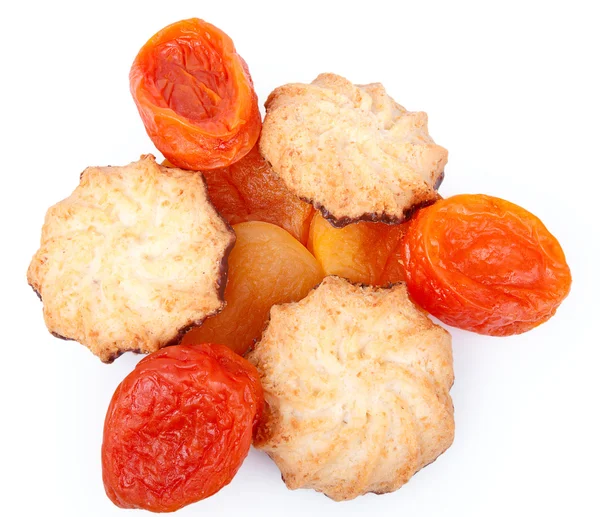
182,221 -> 324,355
402,194 -> 571,335
307,211 -> 407,285
202,145 -> 315,244
102,343 -> 263,513
130,18 -> 261,170
378,246 -> 407,286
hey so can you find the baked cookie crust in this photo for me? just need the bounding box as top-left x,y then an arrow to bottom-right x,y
247,276 -> 454,501
27,155 -> 235,362
260,73 -> 447,227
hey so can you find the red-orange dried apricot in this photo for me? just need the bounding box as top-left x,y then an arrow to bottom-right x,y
307,211 -> 407,285
102,343 -> 263,512
402,194 -> 571,335
202,145 -> 315,244
130,18 -> 261,170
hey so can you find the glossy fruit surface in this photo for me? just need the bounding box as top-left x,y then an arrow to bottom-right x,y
402,194 -> 571,335
182,221 -> 324,355
130,18 -> 261,170
102,343 -> 263,512
307,211 -> 407,285
203,145 -> 315,244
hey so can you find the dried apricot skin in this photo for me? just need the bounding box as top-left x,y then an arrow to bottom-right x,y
182,221 -> 324,355
402,194 -> 571,335
130,18 -> 261,170
379,243 -> 408,285
102,343 -> 263,513
307,211 -> 407,285
202,145 -> 315,244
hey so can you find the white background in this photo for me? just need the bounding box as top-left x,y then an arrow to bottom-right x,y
1,1 -> 598,516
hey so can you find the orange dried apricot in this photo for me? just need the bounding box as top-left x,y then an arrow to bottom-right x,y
102,343 -> 263,512
202,145 -> 315,244
163,146 -> 315,244
402,194 -> 571,335
307,211 -> 407,285
379,245 -> 408,286
182,221 -> 324,355
130,19 -> 261,170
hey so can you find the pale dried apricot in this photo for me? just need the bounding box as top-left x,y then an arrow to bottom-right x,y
182,221 -> 324,355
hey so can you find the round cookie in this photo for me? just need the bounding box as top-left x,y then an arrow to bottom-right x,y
247,276 -> 454,501
27,155 -> 235,362
260,73 -> 447,227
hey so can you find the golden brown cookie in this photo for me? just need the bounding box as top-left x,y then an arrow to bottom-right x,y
260,73 -> 448,226
247,276 -> 454,501
27,155 -> 235,362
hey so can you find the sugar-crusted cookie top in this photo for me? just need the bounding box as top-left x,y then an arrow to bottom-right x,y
260,73 -> 447,226
248,276 -> 454,501
27,155 -> 235,362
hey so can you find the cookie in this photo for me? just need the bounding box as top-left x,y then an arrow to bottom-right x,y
260,73 -> 447,226
247,276 -> 454,501
27,155 -> 235,362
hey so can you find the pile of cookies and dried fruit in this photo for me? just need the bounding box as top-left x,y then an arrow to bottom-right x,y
27,18 -> 571,513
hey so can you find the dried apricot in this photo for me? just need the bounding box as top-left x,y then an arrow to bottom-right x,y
130,19 -> 261,170
182,221 -> 324,355
379,244 -> 408,286
202,145 -> 315,244
402,194 -> 571,335
307,211 -> 407,285
102,343 -> 263,512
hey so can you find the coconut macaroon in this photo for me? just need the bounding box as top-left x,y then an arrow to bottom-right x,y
27,156 -> 235,362
260,73 -> 447,227
247,276 -> 454,501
